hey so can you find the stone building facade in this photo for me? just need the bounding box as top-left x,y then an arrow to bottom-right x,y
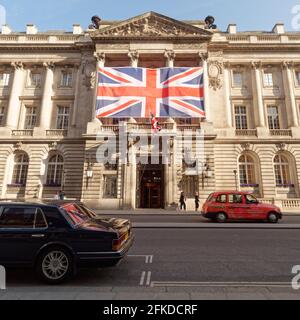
0,11 -> 300,211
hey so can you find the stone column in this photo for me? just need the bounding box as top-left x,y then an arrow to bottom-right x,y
199,53 -> 211,122
40,62 -> 55,129
282,61 -> 299,127
164,50 -> 176,68
71,63 -> 81,126
123,136 -> 137,209
128,50 -> 139,68
6,62 -> 25,128
223,62 -> 233,128
251,61 -> 266,128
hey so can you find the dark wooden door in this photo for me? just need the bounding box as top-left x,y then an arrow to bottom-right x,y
140,168 -> 163,209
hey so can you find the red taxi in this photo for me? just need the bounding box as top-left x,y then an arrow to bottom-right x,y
202,191 -> 282,223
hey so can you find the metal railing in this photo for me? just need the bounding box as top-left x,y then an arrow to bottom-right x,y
11,129 -> 34,137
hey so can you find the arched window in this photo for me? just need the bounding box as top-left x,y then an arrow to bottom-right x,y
274,154 -> 291,186
239,154 -> 256,186
12,153 -> 29,185
46,154 -> 64,186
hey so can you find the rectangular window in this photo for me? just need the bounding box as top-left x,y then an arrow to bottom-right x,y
234,105 -> 248,130
29,72 -> 42,87
60,72 -> 73,87
56,106 -> 70,130
296,71 -> 300,86
0,73 -> 10,87
267,105 -> 280,130
24,106 -> 37,129
232,71 -> 243,87
264,72 -> 274,87
103,175 -> 117,198
0,106 -> 5,126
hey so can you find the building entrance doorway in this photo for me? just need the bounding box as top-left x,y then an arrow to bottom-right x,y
139,165 -> 164,209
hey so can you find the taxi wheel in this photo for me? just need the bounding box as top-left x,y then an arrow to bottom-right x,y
268,212 -> 279,224
216,212 -> 227,223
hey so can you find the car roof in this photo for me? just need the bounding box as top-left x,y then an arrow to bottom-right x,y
212,191 -> 252,195
0,201 -> 59,208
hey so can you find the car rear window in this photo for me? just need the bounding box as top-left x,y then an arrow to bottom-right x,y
0,207 -> 47,229
60,204 -> 89,226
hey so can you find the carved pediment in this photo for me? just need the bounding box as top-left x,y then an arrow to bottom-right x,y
91,11 -> 212,40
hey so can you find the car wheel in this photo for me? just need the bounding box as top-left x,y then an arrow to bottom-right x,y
268,213 -> 279,224
36,247 -> 73,284
216,212 -> 227,223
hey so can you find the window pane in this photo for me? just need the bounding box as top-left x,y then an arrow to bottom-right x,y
274,155 -> 291,186
34,209 -> 48,228
0,106 -> 5,126
61,72 -> 73,87
229,194 -> 243,203
234,106 -> 248,130
216,194 -> 227,203
233,72 -> 243,87
296,72 -> 300,86
12,154 -> 29,185
0,207 -> 35,228
104,175 -> 117,198
0,73 -> 10,86
56,106 -> 70,129
29,72 -> 41,87
267,106 -> 280,129
25,106 -> 37,129
46,155 -> 64,186
264,72 -> 273,86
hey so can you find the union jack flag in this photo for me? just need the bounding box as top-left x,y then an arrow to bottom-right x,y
96,67 -> 205,118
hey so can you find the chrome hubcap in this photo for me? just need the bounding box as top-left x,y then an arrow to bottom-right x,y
42,251 -> 69,280
218,214 -> 226,221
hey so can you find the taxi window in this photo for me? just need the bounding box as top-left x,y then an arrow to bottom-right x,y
216,194 -> 227,203
229,194 -> 243,204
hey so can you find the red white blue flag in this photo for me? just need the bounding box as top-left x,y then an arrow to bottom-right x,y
96,67 -> 205,118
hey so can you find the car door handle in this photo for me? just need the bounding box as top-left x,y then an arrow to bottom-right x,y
31,234 -> 45,238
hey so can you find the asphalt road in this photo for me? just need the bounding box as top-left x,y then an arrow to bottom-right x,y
98,214 -> 300,225
2,227 -> 300,300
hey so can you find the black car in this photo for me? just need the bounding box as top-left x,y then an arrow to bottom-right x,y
0,202 -> 134,284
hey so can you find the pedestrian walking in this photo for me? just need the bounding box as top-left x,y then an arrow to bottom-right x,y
195,192 -> 200,212
179,192 -> 186,211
